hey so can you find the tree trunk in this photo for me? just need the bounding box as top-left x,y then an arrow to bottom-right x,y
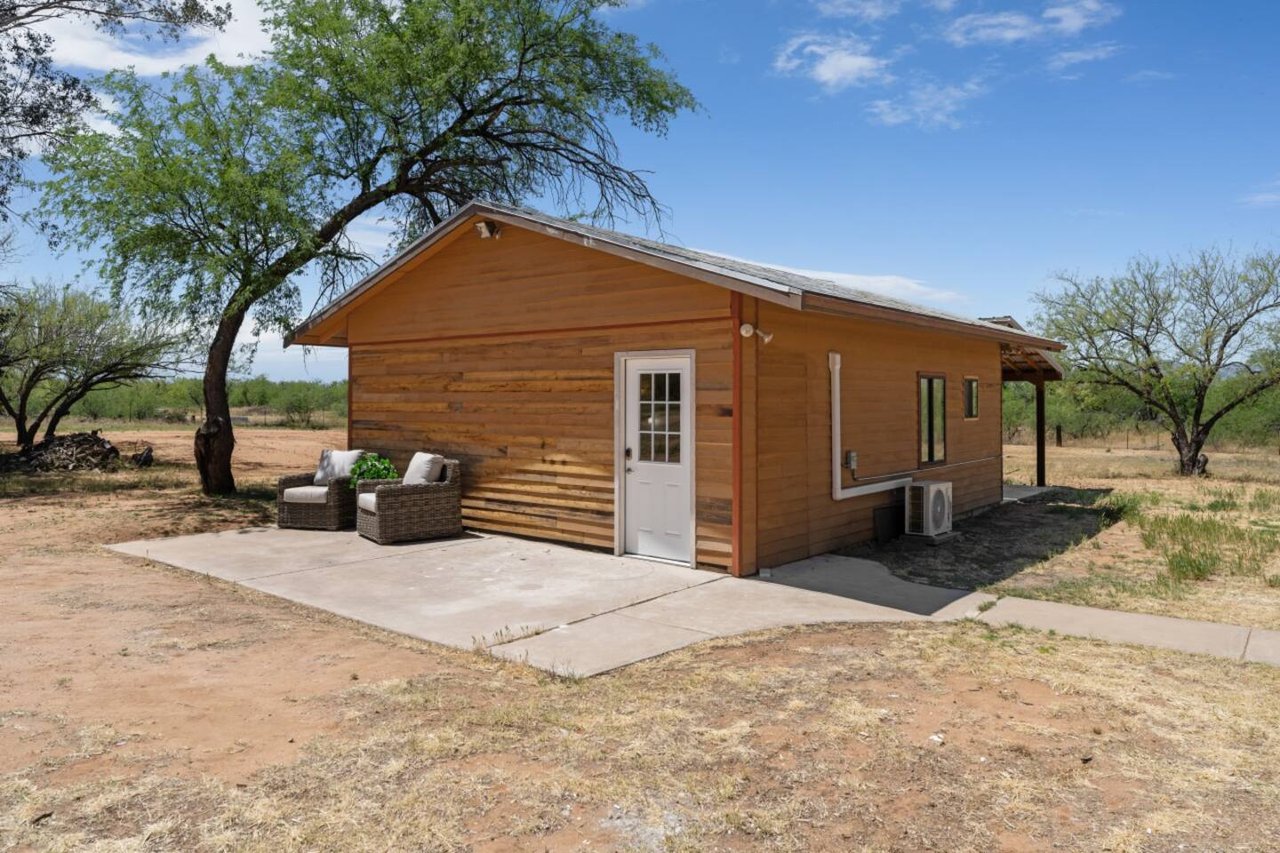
42,396 -> 78,442
195,310 -> 246,495
1172,431 -> 1208,476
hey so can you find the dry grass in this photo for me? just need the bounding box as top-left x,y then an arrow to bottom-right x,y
3,622 -> 1278,851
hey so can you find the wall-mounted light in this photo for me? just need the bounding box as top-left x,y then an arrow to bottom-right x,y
738,322 -> 774,345
475,220 -> 501,239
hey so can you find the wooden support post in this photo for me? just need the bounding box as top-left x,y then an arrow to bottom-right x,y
1034,377 -> 1047,488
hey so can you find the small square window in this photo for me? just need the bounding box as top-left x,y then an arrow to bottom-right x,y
963,378 -> 980,419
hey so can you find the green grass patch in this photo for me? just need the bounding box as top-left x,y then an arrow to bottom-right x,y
1139,512 -> 1279,583
1008,571 -> 1187,607
1249,488 -> 1280,513
1094,490 -> 1160,525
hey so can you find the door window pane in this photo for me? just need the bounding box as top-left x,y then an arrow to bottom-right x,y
635,370 -> 684,465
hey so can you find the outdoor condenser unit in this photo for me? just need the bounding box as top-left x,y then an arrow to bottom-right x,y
906,480 -> 953,537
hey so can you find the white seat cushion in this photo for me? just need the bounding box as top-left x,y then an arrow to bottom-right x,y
314,449 -> 364,485
357,492 -> 378,514
403,452 -> 445,485
282,485 -> 329,504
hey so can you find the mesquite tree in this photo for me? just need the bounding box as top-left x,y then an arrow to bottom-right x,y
0,282 -> 186,446
43,0 -> 695,494
1036,248 -> 1280,474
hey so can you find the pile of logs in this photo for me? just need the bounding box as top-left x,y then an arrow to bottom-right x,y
0,431 -> 155,474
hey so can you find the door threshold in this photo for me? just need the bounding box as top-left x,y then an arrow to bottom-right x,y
623,553 -> 695,569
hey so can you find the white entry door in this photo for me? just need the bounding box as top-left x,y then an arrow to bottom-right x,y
622,355 -> 693,563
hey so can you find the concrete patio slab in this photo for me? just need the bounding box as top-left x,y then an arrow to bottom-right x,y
1003,485 -> 1056,503
110,532 -> 721,651
1244,628 -> 1280,666
979,597 -> 1252,660
763,553 -> 989,619
490,611 -> 715,677
488,574 -> 937,676
109,526 -> 470,583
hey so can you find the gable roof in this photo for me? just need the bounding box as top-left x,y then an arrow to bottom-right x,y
288,199 -> 1064,354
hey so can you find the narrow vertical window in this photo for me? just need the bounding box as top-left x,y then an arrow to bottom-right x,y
919,375 -> 946,464
963,377 -> 980,419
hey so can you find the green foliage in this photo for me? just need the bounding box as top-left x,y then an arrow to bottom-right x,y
71,376 -> 348,424
349,453 -> 397,488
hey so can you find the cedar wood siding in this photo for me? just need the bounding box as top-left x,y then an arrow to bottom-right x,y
749,299 -> 1004,569
344,224 -> 736,569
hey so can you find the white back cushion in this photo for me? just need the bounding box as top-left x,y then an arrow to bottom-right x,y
314,449 -> 364,485
403,452 -> 445,485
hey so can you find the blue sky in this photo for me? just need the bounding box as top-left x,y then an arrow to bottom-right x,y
10,0 -> 1280,380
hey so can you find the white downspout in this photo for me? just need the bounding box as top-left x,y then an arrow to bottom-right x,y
828,351 -> 914,501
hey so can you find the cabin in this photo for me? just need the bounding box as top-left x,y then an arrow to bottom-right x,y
288,201 -> 1063,577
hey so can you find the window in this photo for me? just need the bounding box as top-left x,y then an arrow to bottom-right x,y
963,377 -> 980,419
919,375 -> 946,464
637,370 -> 682,463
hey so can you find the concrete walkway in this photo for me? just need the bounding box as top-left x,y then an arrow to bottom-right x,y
979,596 -> 1280,666
109,528 -> 1280,677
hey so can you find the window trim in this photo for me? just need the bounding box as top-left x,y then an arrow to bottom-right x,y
963,376 -> 980,420
918,372 -> 947,466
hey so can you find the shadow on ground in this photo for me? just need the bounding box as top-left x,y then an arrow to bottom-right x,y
841,488 -> 1115,591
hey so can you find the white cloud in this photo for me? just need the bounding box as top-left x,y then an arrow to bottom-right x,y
945,11 -> 1042,46
345,217 -> 398,260
234,330 -> 347,381
39,0 -> 271,75
1125,69 -> 1176,84
1047,42 -> 1120,73
1239,178 -> 1280,209
1042,0 -> 1120,36
945,0 -> 1120,46
867,78 -> 985,129
790,268 -> 965,304
703,250 -> 964,305
815,0 -> 903,22
775,33 -> 893,91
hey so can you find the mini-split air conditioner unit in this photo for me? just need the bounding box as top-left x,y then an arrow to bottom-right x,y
906,480 -> 953,537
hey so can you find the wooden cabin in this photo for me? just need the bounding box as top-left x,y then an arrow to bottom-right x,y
288,201 -> 1063,577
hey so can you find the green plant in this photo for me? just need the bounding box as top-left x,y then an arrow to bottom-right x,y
349,454 -> 397,489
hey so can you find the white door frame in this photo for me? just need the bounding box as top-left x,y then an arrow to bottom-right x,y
613,349 -> 697,565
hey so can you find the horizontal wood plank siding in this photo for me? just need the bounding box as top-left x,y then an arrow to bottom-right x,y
346,226 -> 734,569
753,301 -> 1004,568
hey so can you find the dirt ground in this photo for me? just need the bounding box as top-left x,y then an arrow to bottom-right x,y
852,444 -> 1280,630
2,429 -> 1279,851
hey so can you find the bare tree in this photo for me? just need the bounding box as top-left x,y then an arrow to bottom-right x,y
0,281 -> 187,445
1037,248 -> 1280,474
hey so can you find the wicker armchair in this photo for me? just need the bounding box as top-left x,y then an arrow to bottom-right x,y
356,459 -> 463,544
276,472 -> 358,531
